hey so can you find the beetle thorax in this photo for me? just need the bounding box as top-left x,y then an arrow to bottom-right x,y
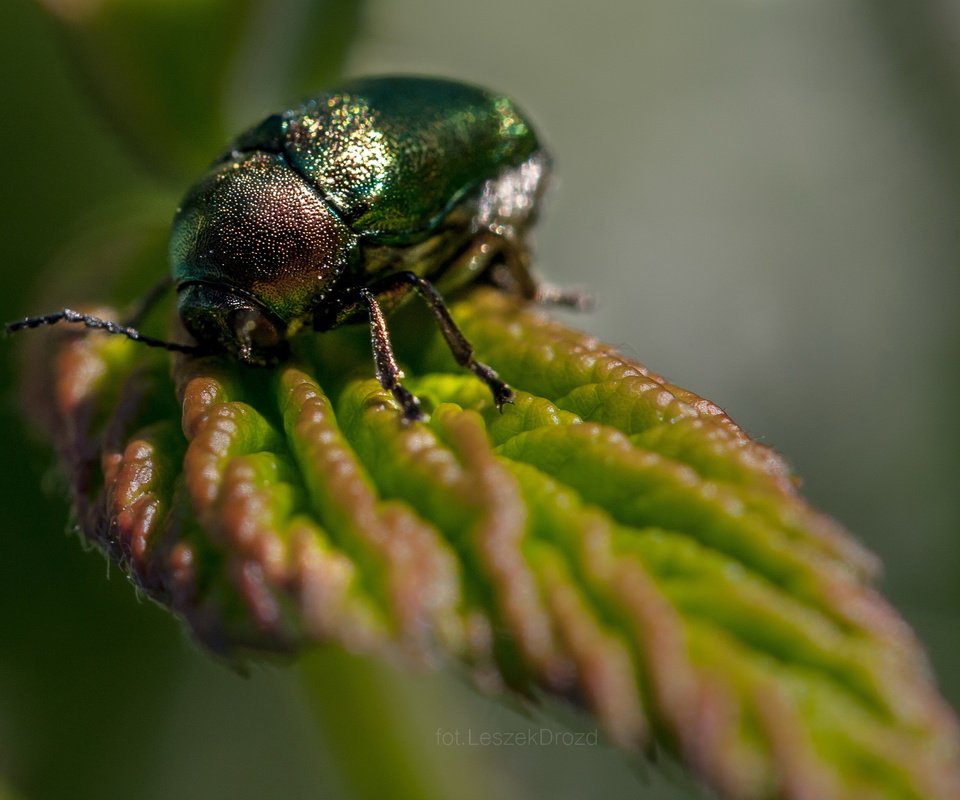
170,150 -> 358,325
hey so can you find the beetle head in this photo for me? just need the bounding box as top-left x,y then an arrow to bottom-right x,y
177,282 -> 290,365
170,151 -> 359,357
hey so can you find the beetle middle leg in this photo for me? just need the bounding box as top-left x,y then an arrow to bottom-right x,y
369,271 -> 515,411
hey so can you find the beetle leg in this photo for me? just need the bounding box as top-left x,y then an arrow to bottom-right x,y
479,237 -> 593,310
496,241 -> 539,300
4,308 -> 204,355
123,275 -> 174,327
370,272 -> 515,412
358,288 -> 425,423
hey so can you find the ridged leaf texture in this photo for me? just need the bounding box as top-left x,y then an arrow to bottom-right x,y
29,288 -> 960,800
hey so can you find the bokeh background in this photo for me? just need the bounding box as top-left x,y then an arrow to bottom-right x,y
1,1 -> 957,798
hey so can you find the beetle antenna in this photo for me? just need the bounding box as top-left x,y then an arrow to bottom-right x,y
4,309 -> 204,355
123,275 -> 174,327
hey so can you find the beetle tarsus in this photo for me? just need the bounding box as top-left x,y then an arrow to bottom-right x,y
396,386 -> 425,424
494,383 -> 516,413
469,360 -> 515,412
534,284 -> 594,311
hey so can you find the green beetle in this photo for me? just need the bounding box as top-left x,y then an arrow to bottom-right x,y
8,76 -> 581,421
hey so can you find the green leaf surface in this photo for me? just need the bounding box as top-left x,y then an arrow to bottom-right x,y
26,287 -> 960,800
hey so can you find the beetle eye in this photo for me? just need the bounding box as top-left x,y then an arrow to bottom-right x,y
230,307 -> 282,352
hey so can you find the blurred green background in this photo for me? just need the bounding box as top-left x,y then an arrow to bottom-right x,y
1,1 -> 957,798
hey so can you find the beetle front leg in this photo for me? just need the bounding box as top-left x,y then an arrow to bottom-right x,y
370,272 -> 515,412
358,288 -> 425,423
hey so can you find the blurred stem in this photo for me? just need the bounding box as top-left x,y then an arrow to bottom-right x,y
865,0 -> 960,594
299,649 -> 518,800
866,0 -> 960,193
224,0 -> 366,129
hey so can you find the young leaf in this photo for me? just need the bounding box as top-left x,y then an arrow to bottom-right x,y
24,288 -> 960,800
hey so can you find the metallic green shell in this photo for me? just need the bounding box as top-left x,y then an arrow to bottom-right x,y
234,76 -> 541,242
